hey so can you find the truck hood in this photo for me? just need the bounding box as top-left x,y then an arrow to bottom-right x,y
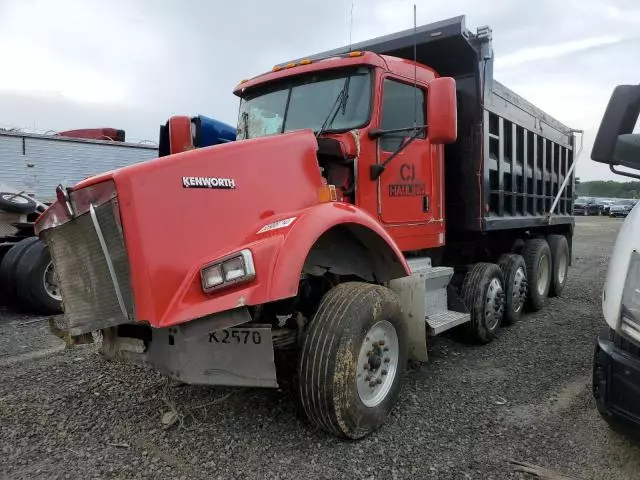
38,130 -> 324,324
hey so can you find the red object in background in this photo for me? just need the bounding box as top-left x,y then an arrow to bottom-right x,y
58,128 -> 126,142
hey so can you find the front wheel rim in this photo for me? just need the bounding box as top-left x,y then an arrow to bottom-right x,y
484,278 -> 505,331
356,320 -> 399,408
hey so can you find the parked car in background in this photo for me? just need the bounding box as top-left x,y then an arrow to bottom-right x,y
609,199 -> 637,217
574,198 -> 602,216
600,200 -> 615,215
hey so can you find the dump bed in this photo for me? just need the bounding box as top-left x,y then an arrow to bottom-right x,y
299,15 -> 576,234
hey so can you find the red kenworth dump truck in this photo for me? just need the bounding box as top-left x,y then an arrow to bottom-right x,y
36,16 -> 576,438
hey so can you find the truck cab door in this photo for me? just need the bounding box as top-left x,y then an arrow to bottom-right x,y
377,78 -> 434,225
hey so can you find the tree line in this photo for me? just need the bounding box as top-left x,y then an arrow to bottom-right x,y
576,180 -> 640,199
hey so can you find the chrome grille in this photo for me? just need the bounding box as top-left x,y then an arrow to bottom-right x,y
41,199 -> 134,335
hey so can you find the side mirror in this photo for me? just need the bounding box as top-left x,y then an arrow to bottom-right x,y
591,84 -> 640,169
427,77 -> 457,145
612,134 -> 640,170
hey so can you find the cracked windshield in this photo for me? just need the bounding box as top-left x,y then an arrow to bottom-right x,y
237,67 -> 370,139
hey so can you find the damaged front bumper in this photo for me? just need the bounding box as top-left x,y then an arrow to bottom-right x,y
54,307 -> 279,388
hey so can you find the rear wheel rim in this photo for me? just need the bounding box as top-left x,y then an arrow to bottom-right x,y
557,250 -> 568,285
484,278 -> 504,331
356,320 -> 399,408
43,261 -> 62,301
512,267 -> 527,313
537,254 -> 550,296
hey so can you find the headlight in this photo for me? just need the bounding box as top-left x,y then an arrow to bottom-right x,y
202,263 -> 224,290
200,249 -> 256,293
621,250 -> 640,344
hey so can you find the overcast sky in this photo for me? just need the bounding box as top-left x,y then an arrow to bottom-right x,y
1,0 -> 639,181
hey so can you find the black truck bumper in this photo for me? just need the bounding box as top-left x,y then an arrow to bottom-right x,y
593,327 -> 640,427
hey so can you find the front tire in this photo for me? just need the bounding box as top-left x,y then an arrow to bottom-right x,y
523,238 -> 552,311
460,263 -> 505,343
547,234 -> 569,297
298,282 -> 407,439
498,254 -> 527,325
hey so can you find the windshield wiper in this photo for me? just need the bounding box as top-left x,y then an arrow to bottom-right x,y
316,76 -> 351,139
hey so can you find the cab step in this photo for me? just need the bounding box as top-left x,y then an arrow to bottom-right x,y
426,310 -> 470,335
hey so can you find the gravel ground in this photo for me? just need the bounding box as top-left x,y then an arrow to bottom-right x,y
1,217 -> 639,480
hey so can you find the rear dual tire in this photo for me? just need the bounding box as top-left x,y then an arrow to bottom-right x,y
460,263 -> 505,343
547,235 -> 569,297
498,254 -> 527,325
522,235 -> 569,310
523,239 -> 552,311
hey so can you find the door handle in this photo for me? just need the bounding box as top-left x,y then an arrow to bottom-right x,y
423,195 -> 430,213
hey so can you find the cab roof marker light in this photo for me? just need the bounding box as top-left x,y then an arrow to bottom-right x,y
272,65 -> 283,72
257,217 -> 297,234
285,62 -> 297,69
299,58 -> 312,65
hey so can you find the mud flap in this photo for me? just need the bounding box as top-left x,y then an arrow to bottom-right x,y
389,274 -> 428,362
147,308 -> 278,388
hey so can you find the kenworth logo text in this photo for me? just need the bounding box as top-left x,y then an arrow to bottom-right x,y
182,176 -> 236,189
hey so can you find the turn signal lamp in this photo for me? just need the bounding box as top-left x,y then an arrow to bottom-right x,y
318,184 -> 338,203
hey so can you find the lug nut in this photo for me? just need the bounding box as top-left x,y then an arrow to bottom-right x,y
365,375 -> 372,382
378,339 -> 385,346
384,357 -> 390,363
363,364 -> 370,370
383,347 -> 389,352
381,370 -> 388,376
369,381 -> 377,388
376,378 -> 383,385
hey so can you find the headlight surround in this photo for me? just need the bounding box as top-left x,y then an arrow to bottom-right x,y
621,250 -> 640,344
200,249 -> 256,293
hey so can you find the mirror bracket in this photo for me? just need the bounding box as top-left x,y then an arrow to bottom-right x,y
610,164 -> 640,181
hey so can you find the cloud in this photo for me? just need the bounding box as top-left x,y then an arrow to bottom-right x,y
495,35 -> 624,69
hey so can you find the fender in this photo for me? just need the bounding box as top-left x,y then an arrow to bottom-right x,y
268,202 -> 410,299
159,202 -> 409,328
